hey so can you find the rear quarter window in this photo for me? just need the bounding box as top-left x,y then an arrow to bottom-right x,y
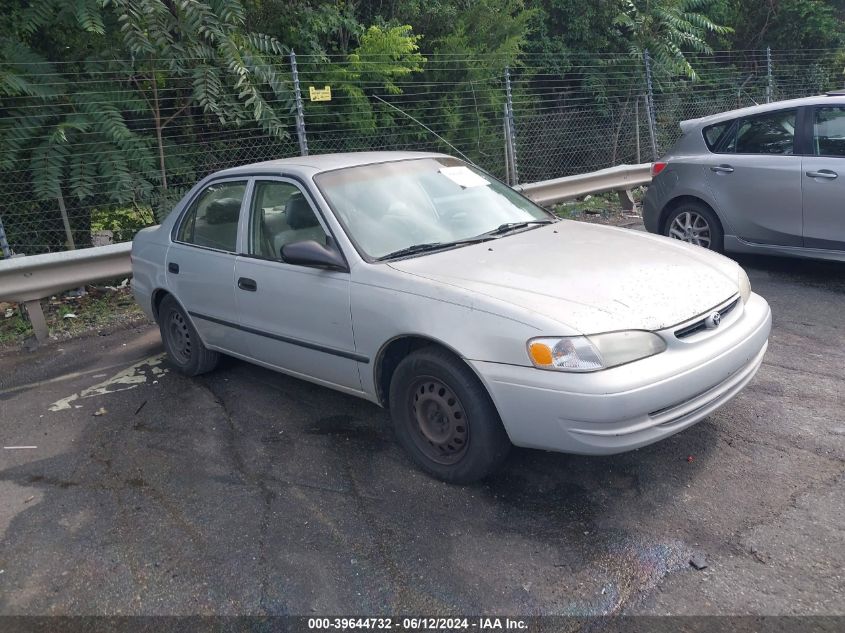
702,122 -> 730,151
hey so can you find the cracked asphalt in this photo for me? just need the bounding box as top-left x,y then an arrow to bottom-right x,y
0,253 -> 843,617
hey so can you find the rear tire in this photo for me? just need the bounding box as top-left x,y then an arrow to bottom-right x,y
662,201 -> 724,252
388,346 -> 511,483
158,295 -> 219,376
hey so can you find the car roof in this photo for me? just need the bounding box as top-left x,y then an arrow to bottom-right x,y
211,150 -> 449,178
680,94 -> 845,131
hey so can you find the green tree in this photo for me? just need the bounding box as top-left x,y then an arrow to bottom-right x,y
0,0 -> 292,228
710,0 -> 844,51
614,0 -> 731,79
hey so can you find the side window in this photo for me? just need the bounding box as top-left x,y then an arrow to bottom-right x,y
734,110 -> 797,155
248,181 -> 329,260
703,122 -> 730,151
813,107 -> 845,157
177,181 -> 246,251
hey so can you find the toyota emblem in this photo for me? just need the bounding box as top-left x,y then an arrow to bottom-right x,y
704,311 -> 722,329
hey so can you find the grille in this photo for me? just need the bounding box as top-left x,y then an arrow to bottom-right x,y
674,299 -> 739,339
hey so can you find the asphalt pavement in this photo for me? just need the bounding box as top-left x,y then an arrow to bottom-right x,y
0,253 -> 843,617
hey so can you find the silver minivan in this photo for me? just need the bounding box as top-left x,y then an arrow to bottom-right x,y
643,93 -> 845,262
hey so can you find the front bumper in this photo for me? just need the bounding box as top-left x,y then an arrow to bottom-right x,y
470,292 -> 771,455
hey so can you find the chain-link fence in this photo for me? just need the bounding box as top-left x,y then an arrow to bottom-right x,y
1,48 -> 843,256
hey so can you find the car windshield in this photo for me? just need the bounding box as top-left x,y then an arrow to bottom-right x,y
313,157 -> 552,260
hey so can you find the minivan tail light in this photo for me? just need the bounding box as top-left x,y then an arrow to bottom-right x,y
651,162 -> 668,177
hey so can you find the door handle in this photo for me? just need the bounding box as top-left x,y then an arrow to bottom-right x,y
237,277 -> 257,292
168,262 -> 179,274
806,169 -> 838,180
710,165 -> 734,174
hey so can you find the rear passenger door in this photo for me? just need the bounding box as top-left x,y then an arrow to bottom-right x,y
802,106 -> 845,250
704,109 -> 803,246
166,178 -> 248,353
233,178 -> 362,392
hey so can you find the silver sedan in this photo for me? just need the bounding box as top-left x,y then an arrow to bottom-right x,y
132,152 -> 771,483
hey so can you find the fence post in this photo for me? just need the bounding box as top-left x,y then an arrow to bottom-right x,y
0,214 -> 11,259
504,67 -> 519,184
642,51 -> 658,158
503,105 -> 513,185
635,97 -> 641,165
56,191 -> 76,250
766,47 -> 773,103
643,50 -> 659,161
290,50 -> 309,156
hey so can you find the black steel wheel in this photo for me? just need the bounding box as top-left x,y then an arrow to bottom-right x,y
389,346 -> 511,483
408,376 -> 470,465
158,294 -> 219,376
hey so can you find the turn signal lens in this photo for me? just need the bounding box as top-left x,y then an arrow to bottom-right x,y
651,161 -> 668,177
528,342 -> 554,366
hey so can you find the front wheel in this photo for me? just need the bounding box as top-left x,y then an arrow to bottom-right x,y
663,202 -> 724,252
388,347 -> 511,483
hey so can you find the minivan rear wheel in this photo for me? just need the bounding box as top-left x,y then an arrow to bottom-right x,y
389,346 -> 511,483
663,201 -> 723,252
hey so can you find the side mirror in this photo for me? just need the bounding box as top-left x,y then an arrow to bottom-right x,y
281,240 -> 347,271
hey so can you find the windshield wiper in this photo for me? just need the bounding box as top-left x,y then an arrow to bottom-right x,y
377,236 -> 493,261
481,219 -> 555,237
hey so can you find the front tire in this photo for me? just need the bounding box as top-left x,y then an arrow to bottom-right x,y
663,201 -> 724,252
158,295 -> 219,376
388,346 -> 511,483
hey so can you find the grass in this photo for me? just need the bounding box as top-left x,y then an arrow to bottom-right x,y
0,286 -> 146,347
553,188 -> 645,222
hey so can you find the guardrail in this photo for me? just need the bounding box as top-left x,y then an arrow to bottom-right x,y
0,243 -> 132,342
0,163 -> 652,343
516,163 -> 652,208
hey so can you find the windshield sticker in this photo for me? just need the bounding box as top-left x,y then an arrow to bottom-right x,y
439,166 -> 490,188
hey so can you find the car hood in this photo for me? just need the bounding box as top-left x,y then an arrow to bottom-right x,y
388,221 -> 739,333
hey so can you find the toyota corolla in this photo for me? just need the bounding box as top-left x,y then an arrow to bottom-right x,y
132,152 -> 772,483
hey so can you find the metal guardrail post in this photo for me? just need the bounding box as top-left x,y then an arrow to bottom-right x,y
290,50 -> 309,156
23,300 -> 48,342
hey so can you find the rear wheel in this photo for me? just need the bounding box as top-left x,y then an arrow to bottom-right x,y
663,201 -> 724,252
388,346 -> 511,483
158,295 -> 219,376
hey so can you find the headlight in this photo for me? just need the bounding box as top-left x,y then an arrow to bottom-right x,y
737,267 -> 752,303
527,331 -> 667,372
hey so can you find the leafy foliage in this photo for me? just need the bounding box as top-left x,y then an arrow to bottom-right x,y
613,0 -> 732,79
1,0 -> 844,252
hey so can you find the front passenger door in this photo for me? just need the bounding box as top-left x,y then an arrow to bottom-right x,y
233,178 -> 363,392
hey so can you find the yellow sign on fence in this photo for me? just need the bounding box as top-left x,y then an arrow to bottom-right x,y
309,86 -> 332,102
